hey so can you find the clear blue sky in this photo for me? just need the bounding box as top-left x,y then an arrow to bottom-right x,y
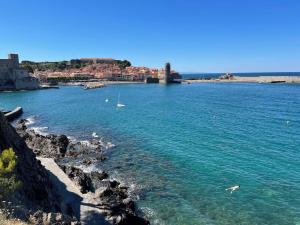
0,0 -> 300,72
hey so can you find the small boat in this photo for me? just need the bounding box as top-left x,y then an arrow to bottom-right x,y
117,93 -> 125,108
105,98 -> 109,103
270,80 -> 285,84
3,107 -> 23,122
117,103 -> 125,108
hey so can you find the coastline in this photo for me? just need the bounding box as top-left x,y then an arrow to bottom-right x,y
48,81 -> 144,88
11,118 -> 150,224
184,75 -> 300,84
105,81 -> 144,85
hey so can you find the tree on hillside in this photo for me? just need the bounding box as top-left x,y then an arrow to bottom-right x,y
0,148 -> 22,200
116,60 -> 131,69
21,65 -> 34,74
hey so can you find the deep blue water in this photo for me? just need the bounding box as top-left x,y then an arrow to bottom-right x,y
1,83 -> 300,225
183,72 -> 300,79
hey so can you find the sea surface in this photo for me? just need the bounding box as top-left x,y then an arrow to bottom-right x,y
182,72 -> 300,79
1,82 -> 300,225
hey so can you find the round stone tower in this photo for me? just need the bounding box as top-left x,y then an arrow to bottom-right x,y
164,62 -> 171,84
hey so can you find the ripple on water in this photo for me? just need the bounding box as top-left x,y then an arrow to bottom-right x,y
1,84 -> 300,225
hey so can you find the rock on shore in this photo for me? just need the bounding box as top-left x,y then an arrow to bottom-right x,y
15,118 -> 150,225
16,119 -> 69,158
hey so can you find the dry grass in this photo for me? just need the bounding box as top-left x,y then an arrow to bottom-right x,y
0,213 -> 27,225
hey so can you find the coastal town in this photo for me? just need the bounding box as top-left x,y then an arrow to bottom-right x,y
1,0 -> 300,224
1,53 -> 300,92
23,57 -> 182,83
0,53 -> 183,91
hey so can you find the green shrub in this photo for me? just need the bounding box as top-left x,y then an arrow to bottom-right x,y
0,148 -> 17,174
0,148 -> 21,200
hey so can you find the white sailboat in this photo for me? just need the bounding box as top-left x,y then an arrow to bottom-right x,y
104,86 -> 109,102
117,93 -> 125,108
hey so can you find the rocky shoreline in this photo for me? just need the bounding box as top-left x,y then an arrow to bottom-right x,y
15,119 -> 150,225
0,113 -> 150,225
0,112 -> 79,224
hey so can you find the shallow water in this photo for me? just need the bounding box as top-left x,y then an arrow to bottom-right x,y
1,83 -> 300,225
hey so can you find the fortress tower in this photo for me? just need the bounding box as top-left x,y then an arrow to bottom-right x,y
164,62 -> 171,84
0,53 -> 39,91
8,54 -> 19,68
158,62 -> 181,84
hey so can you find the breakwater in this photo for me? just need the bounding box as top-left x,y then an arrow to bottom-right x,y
184,76 -> 300,83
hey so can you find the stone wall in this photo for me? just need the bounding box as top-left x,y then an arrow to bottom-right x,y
0,54 -> 40,91
15,77 -> 40,90
0,59 -> 18,69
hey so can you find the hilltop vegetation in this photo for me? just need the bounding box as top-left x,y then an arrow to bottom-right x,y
20,59 -> 131,73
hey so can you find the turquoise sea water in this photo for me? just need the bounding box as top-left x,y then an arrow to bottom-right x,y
1,83 -> 300,225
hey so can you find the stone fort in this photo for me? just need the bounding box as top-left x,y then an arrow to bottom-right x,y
0,53 -> 39,91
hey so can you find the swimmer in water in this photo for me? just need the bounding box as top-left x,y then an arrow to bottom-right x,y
226,185 -> 240,194
92,132 -> 99,138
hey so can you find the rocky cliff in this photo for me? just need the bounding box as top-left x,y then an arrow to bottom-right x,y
0,112 -> 78,224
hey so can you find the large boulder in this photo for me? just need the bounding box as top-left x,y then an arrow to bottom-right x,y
16,120 -> 69,158
59,165 -> 93,194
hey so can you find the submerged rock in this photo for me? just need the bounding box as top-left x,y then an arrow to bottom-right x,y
91,170 -> 109,180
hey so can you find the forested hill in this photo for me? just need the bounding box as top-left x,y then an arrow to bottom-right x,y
20,58 -> 131,73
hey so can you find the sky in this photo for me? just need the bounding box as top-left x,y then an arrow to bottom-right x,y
0,0 -> 300,73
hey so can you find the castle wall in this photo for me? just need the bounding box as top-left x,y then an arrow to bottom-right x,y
15,77 -> 39,90
13,68 -> 30,79
0,54 -> 40,91
0,78 -> 15,90
0,59 -> 17,69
